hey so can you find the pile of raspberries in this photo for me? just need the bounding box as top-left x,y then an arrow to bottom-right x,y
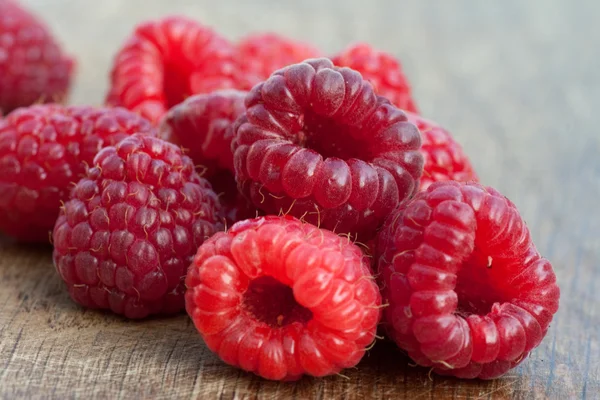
0,2 -> 559,382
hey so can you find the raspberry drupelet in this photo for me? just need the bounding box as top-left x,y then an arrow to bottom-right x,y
0,0 -> 74,115
160,89 -> 257,225
106,16 -> 238,123
376,181 -> 560,379
232,58 -> 424,240
0,105 -> 155,242
406,112 -> 478,191
185,215 -> 381,381
236,33 -> 321,89
53,134 -> 222,319
331,43 -> 418,113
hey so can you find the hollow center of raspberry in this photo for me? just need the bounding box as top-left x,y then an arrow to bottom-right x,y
164,61 -> 193,108
300,112 -> 372,160
454,248 -> 505,316
243,276 -> 313,327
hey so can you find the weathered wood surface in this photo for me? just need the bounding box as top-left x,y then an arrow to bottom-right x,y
1,0 -> 599,398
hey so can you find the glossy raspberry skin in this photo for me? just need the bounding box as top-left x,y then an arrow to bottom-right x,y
232,58 -> 424,240
0,105 -> 155,242
237,33 -> 321,89
376,181 -> 560,379
185,215 -> 381,381
406,112 -> 478,191
106,16 -> 238,123
159,89 -> 256,225
0,0 -> 74,115
331,43 -> 417,113
53,134 -> 222,319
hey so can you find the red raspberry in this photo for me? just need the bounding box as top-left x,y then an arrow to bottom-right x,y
160,89 -> 245,174
106,16 -> 238,124
232,58 -> 423,240
185,215 -> 381,381
406,112 -> 478,191
0,105 -> 155,242
52,134 -> 222,319
159,89 -> 256,225
331,43 -> 418,113
376,181 -> 560,379
236,33 -> 321,89
0,0 -> 74,115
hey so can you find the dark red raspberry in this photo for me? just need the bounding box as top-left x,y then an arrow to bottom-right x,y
159,89 -> 256,225
236,33 -> 321,89
106,16 -> 239,123
406,112 -> 478,191
53,134 -> 222,319
0,0 -> 74,115
160,89 -> 246,174
331,43 -> 418,113
232,58 -> 423,240
376,181 -> 560,379
0,105 -> 155,242
185,215 -> 381,381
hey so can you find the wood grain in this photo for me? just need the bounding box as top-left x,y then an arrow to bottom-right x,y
1,0 -> 599,398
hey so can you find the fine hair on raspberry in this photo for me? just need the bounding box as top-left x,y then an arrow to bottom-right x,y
376,181 -> 560,379
185,215 -> 382,381
53,134 -> 222,319
232,58 -> 424,240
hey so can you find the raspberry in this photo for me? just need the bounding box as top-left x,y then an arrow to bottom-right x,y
406,112 -> 478,191
0,105 -> 155,242
376,181 -> 560,379
106,16 -> 239,123
236,33 -> 321,89
185,215 -> 381,381
232,58 -> 423,240
331,43 -> 417,113
160,89 -> 245,174
52,134 -> 222,319
0,0 -> 74,115
159,89 -> 256,225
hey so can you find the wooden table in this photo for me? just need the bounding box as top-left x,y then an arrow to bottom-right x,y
1,0 -> 598,398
